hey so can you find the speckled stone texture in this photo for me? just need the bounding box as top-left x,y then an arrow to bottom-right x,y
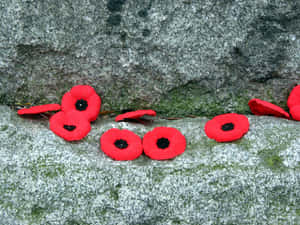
1,105 -> 300,224
1,0 -> 300,116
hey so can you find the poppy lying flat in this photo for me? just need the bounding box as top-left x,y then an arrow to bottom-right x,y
289,105 -> 300,121
248,98 -> 290,119
100,128 -> 143,161
287,85 -> 300,109
115,109 -> 157,122
143,127 -> 186,160
17,104 -> 61,115
204,113 -> 249,142
61,85 -> 101,122
50,111 -> 91,141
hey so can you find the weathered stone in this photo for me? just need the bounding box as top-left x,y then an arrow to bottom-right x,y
1,0 -> 300,116
0,105 -> 299,224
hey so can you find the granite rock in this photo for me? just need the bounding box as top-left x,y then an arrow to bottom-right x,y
0,105 -> 300,224
0,0 -> 300,116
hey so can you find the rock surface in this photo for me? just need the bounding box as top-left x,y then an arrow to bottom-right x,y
0,105 -> 300,224
1,0 -> 300,116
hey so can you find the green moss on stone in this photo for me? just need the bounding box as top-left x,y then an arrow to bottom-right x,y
31,205 -> 46,220
266,155 -> 284,170
258,149 -> 286,171
0,125 -> 8,131
110,184 -> 121,201
154,82 -> 251,117
29,159 -> 66,179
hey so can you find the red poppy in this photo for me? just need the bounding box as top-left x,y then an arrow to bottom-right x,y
17,104 -> 61,115
248,98 -> 290,119
204,113 -> 249,142
115,109 -> 157,122
289,105 -> 300,121
287,85 -> 300,109
61,85 -> 101,122
142,127 -> 186,160
49,111 -> 91,141
100,128 -> 143,161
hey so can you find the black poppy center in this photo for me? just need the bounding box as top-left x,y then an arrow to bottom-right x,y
75,99 -> 88,111
221,122 -> 235,131
114,139 -> 128,149
63,125 -> 76,131
156,138 -> 170,149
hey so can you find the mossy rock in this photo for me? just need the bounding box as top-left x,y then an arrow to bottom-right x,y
0,106 -> 300,224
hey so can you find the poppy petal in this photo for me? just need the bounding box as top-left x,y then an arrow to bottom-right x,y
290,105 -> 300,121
61,85 -> 101,122
143,127 -> 186,160
17,104 -> 61,115
100,128 -> 143,161
204,113 -> 249,142
49,111 -> 91,141
248,98 -> 290,119
287,85 -> 300,109
115,109 -> 157,122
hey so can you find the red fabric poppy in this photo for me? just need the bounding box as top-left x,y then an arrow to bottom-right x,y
115,109 -> 157,122
17,104 -> 61,115
61,85 -> 101,122
248,98 -> 290,119
100,128 -> 143,161
289,105 -> 300,121
142,127 -> 186,160
287,85 -> 300,109
49,111 -> 91,141
204,113 -> 249,142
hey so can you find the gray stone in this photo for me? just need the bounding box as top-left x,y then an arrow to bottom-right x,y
1,0 -> 300,116
0,105 -> 300,224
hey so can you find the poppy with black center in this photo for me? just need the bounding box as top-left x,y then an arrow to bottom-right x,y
143,127 -> 186,160
204,113 -> 249,142
156,138 -> 170,149
114,139 -> 128,149
17,104 -> 61,115
75,99 -> 88,111
221,123 -> 234,131
248,98 -> 290,119
100,128 -> 143,161
63,125 -> 76,131
61,85 -> 101,122
115,109 -> 156,122
49,111 -> 91,141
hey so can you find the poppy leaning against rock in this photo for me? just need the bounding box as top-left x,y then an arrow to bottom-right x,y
17,104 -> 61,115
100,128 -> 143,161
143,127 -> 186,160
248,98 -> 290,119
287,85 -> 300,120
115,109 -> 157,122
204,113 -> 249,142
287,85 -> 300,109
49,110 -> 91,141
289,105 -> 300,121
61,85 -> 101,122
